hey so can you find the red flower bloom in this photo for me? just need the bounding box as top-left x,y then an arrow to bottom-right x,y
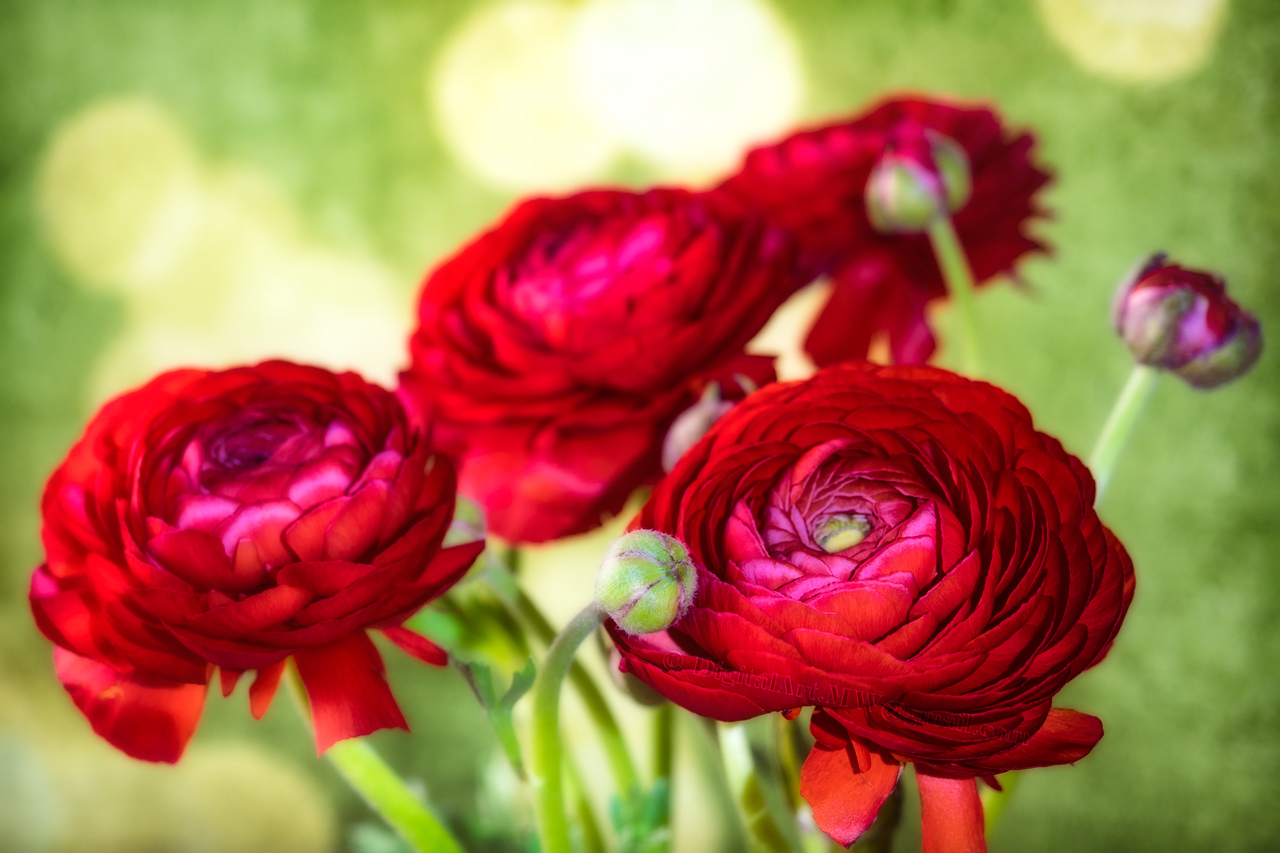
609,363 -> 1134,848
399,188 -> 802,544
30,362 -> 482,763
718,95 -> 1051,366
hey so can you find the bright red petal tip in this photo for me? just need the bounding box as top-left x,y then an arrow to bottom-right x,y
381,626 -> 449,667
800,739 -> 901,846
249,660 -> 286,720
293,632 -> 408,754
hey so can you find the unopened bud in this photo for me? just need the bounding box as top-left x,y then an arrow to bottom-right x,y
662,382 -> 734,473
595,530 -> 698,635
866,130 -> 972,234
1113,254 -> 1263,389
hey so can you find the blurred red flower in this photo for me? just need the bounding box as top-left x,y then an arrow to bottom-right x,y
30,361 -> 481,762
718,95 -> 1051,366
399,188 -> 802,544
610,363 -> 1134,848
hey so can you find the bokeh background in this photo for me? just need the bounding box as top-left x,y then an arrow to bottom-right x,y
1,0 -> 1277,850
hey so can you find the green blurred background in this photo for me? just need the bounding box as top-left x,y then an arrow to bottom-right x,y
1,0 -> 1277,850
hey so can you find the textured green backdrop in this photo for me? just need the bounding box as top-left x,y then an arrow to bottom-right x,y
1,1 -> 1276,851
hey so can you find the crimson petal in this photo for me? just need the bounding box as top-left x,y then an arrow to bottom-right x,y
916,769 -> 987,853
799,737 -> 901,846
54,647 -> 207,764
293,631 -> 408,753
249,660 -> 286,720
382,626 -> 448,666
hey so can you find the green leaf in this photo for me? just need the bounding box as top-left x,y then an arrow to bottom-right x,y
457,657 -> 535,779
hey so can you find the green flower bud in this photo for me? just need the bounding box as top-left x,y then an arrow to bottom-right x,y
595,530 -> 698,635
866,131 -> 972,234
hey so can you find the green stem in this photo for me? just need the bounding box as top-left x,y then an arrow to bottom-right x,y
285,664 -> 463,853
927,216 -> 982,376
1088,364 -> 1160,503
491,554 -> 641,795
652,703 -> 675,841
687,714 -> 751,851
718,722 -> 800,853
532,603 -> 610,853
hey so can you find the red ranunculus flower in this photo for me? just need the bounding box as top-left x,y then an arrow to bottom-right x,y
717,95 -> 1051,367
609,363 -> 1134,849
399,188 -> 802,544
30,361 -> 483,763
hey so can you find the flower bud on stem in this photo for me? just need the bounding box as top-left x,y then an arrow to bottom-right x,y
927,216 -> 983,377
489,551 -> 640,797
284,662 -> 463,853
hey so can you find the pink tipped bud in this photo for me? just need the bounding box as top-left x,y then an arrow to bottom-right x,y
596,530 -> 698,635
1113,254 -> 1262,389
866,130 -> 972,234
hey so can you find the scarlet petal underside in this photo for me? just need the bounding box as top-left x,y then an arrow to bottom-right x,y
800,741 -> 901,846
381,626 -> 449,666
916,770 -> 987,853
293,631 -> 408,754
54,647 -> 207,764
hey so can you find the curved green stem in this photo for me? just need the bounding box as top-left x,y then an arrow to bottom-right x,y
927,216 -> 982,376
491,553 -> 641,795
532,603 -> 610,853
1089,365 -> 1160,503
285,663 -> 463,853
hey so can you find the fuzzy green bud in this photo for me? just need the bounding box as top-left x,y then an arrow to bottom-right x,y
595,530 -> 698,635
866,131 -> 972,234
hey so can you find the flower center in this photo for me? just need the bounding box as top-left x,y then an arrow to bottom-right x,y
208,417 -> 301,472
812,513 -> 871,553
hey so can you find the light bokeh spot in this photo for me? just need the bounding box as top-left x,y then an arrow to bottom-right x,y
39,97 -> 203,291
430,0 -> 620,191
574,0 -> 805,179
1038,0 -> 1228,83
37,96 -> 410,403
746,280 -> 829,381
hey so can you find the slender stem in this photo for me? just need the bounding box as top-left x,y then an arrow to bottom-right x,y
718,722 -> 798,853
284,663 -> 463,853
688,715 -> 751,850
1088,364 -> 1160,503
652,702 -> 675,782
532,603 -> 610,853
927,216 -> 982,376
652,702 -> 675,842
490,554 -> 641,795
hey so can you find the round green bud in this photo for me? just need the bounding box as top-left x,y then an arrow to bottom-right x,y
865,131 -> 972,234
595,530 -> 698,635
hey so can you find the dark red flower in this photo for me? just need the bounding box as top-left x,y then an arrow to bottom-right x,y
399,188 -> 803,544
609,363 -> 1134,848
1113,253 -> 1263,389
30,361 -> 482,763
717,95 -> 1051,366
